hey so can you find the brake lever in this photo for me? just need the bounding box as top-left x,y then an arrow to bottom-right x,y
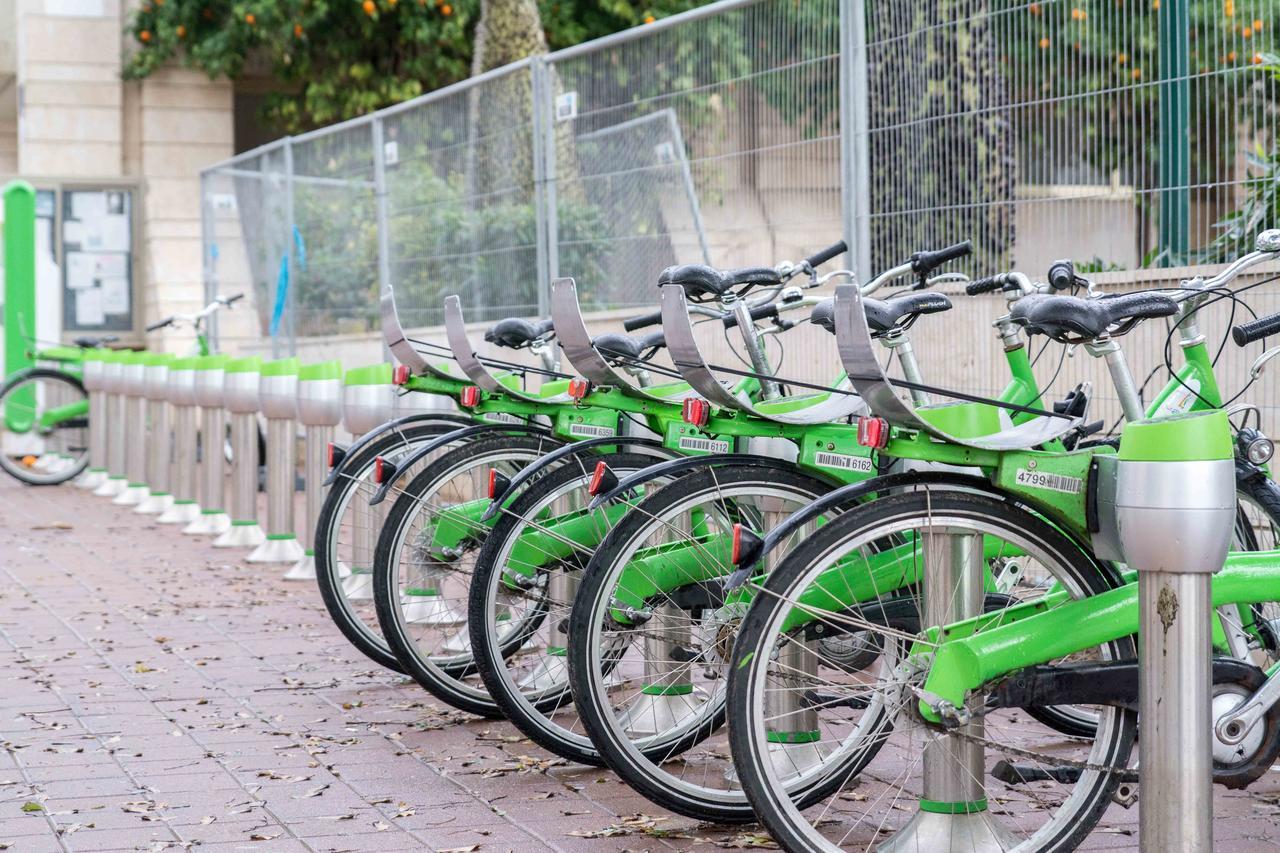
1250,346 -> 1280,380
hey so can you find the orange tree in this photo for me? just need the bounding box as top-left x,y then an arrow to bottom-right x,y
124,0 -> 707,132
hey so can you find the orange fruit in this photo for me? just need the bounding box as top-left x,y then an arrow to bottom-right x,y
644,15 -> 655,23
1039,36 -> 1050,49
441,3 -> 451,14
363,0 -> 375,14
176,24 -> 186,36
244,11 -> 255,23
294,23 -> 303,35
139,29 -> 152,41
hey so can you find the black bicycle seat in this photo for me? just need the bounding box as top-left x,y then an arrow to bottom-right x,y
592,331 -> 665,363
484,317 -> 554,349
1013,293 -> 1178,342
862,292 -> 953,335
658,264 -> 782,302
72,335 -> 119,348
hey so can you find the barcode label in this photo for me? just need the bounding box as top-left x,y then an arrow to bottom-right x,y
679,436 -> 730,454
815,451 -> 873,473
486,412 -> 523,425
569,423 -> 615,438
1015,468 -> 1083,495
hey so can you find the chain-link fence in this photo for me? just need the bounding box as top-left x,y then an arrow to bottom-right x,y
200,0 -> 1280,425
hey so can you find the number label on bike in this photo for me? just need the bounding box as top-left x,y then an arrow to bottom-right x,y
569,423 -> 616,438
486,412 -> 524,425
815,451 -> 873,473
1015,468 -> 1082,494
678,435 -> 729,454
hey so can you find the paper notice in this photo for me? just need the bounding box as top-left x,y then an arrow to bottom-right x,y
63,220 -> 85,246
70,192 -> 106,222
66,252 -> 95,290
99,215 -> 130,252
101,276 -> 129,314
76,287 -> 105,326
94,253 -> 127,279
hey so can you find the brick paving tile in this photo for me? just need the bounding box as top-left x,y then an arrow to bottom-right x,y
4,474 -> 1280,852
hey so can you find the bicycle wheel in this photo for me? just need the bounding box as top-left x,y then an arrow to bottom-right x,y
468,450 -> 674,765
727,486 -> 1134,852
314,419 -> 471,671
374,434 -> 561,716
567,462 -> 836,822
0,368 -> 89,486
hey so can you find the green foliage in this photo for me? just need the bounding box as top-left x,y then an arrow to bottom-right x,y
124,0 -> 710,133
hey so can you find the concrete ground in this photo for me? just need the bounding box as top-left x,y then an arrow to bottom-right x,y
1,475 -> 1278,852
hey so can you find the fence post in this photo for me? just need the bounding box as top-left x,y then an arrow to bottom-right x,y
840,0 -> 872,284
283,139 -> 298,357
1157,0 -> 1190,265
372,117 -> 395,362
530,56 -> 554,319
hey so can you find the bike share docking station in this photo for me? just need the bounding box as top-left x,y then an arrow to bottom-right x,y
214,357 -> 265,549
248,358 -> 306,565
288,360 -> 344,581
184,355 -> 231,536
339,364 -> 396,601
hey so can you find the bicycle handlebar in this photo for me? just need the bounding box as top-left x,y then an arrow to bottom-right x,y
910,241 -> 972,277
722,301 -> 780,329
803,241 -> 848,271
623,310 -> 663,332
965,274 -> 1006,296
1047,260 -> 1078,292
1234,312 -> 1280,347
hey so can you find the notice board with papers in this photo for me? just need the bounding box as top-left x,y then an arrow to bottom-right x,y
62,189 -> 134,332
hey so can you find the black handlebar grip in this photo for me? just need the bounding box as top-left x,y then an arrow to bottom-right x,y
623,310 -> 663,332
965,275 -> 1007,296
723,302 -> 780,329
1047,260 -> 1076,291
804,240 -> 848,270
224,293 -> 245,304
1233,312 -> 1280,347
145,318 -> 173,332
910,240 -> 973,276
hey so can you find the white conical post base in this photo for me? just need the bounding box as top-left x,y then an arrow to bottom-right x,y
516,654 -> 569,692
213,523 -> 267,549
94,476 -> 127,497
32,453 -> 59,472
247,536 -> 306,564
441,627 -> 473,656
616,691 -> 706,738
183,511 -> 231,536
283,553 -> 316,581
876,809 -> 1019,853
76,469 -> 108,490
723,739 -> 828,785
134,493 -> 173,515
342,570 -> 374,600
112,484 -> 149,506
158,501 -> 201,524
401,593 -> 467,626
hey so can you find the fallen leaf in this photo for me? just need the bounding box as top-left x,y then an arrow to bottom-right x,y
21,802 -> 43,812
249,832 -> 281,841
199,816 -> 216,825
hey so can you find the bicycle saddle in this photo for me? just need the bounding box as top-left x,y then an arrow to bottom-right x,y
657,263 -> 781,302
812,292 -> 952,335
591,331 -> 665,363
72,335 -> 119,348
484,317 -> 554,349
1012,292 -> 1178,342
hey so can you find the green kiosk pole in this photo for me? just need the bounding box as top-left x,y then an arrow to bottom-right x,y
2,181 -> 36,432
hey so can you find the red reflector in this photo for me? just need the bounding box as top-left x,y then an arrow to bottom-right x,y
460,386 -> 480,408
731,523 -> 744,565
326,442 -> 336,468
856,416 -> 890,449
374,456 -> 387,484
568,378 -> 591,401
392,365 -> 411,386
588,461 -> 608,497
682,397 -> 709,427
488,468 -> 498,499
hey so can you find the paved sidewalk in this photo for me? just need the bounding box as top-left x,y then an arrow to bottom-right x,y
0,478 -> 763,852
3,477 -> 1280,852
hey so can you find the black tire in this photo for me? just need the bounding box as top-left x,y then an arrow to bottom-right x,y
374,434 -> 562,716
313,418 -> 473,672
567,462 -> 835,822
469,450 -> 669,765
0,368 -> 89,486
727,487 -> 1135,853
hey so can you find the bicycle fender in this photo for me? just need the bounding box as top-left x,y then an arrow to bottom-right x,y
322,411 -> 473,485
482,436 -> 672,521
368,422 -> 554,506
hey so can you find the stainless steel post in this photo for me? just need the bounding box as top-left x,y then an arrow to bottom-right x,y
338,365 -> 395,600
881,532 -> 1014,852
617,602 -> 702,738
159,358 -> 201,524
135,355 -> 174,514
289,360 -> 343,580
113,353 -> 150,506
215,357 -> 265,549
95,352 -> 128,497
184,356 -> 230,535
248,359 -> 305,564
77,351 -> 108,490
